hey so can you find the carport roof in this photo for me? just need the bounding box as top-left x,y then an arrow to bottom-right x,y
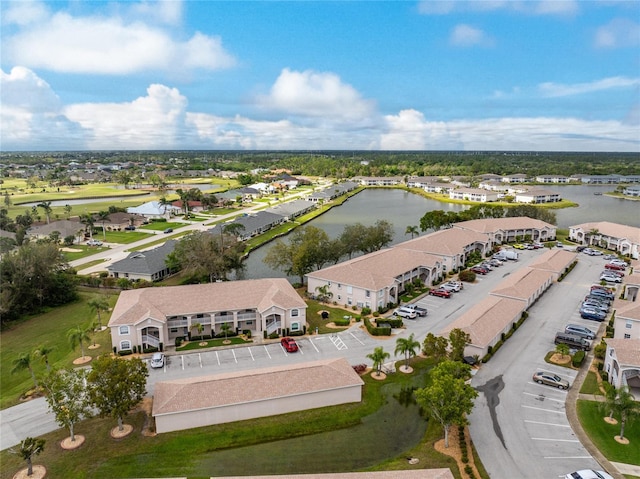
528,248 -> 577,274
152,357 -> 364,416
440,296 -> 526,348
490,267 -> 554,301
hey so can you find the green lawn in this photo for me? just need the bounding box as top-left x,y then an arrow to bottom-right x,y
0,290 -> 119,409
139,221 -> 186,231
60,245 -> 109,262
176,336 -> 251,351
0,357 -> 481,479
102,230 -> 152,243
579,371 -> 604,395
577,400 -> 640,465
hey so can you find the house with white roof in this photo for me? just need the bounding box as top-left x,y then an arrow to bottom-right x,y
108,278 -> 307,353
449,188 -> 500,202
569,221 -> 640,259
127,200 -> 180,219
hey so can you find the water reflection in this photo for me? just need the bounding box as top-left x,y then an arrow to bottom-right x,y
193,381 -> 427,476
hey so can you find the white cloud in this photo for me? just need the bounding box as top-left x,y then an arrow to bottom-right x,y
2,69 -> 638,152
594,18 -> 640,48
64,84 -> 188,149
2,0 -> 49,26
538,76 -> 640,97
418,0 -> 578,16
0,66 -> 87,150
256,68 -> 377,121
128,0 -> 183,25
450,24 -> 494,47
4,9 -> 235,75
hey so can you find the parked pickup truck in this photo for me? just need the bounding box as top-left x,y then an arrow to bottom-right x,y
403,304 -> 428,316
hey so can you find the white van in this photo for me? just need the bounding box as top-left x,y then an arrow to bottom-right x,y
393,307 -> 417,319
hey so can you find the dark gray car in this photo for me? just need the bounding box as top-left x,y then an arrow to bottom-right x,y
564,324 -> 596,340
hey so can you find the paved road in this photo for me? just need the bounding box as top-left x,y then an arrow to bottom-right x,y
469,253 -> 623,479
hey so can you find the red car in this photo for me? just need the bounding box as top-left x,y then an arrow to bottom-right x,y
605,263 -> 626,271
429,288 -> 452,298
280,337 -> 299,353
470,266 -> 489,275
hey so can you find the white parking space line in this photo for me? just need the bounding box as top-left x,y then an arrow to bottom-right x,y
181,355 -> 185,370
248,347 -> 255,361
263,345 -> 272,359
524,420 -> 570,428
522,405 -> 566,414
232,349 -> 238,363
215,351 -> 220,366
532,438 -> 580,442
308,338 -> 320,353
349,332 -> 365,345
523,391 -> 567,403
198,353 -> 203,368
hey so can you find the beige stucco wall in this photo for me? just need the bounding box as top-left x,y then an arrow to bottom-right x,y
155,385 -> 362,434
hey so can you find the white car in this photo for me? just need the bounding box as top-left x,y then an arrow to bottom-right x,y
600,274 -> 622,283
564,469 -> 614,479
150,352 -> 165,369
608,259 -> 629,267
87,239 -> 103,246
441,281 -> 463,292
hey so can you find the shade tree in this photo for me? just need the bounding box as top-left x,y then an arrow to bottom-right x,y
42,368 -> 92,443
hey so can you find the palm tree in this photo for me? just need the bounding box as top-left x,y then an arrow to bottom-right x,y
64,204 -> 72,219
366,346 -> 390,377
394,333 -> 420,371
67,325 -> 91,359
191,322 -> 203,341
87,296 -> 110,330
405,225 -> 419,239
35,345 -> 55,372
314,284 -> 333,303
611,386 -> 640,440
96,210 -> 110,239
37,201 -> 53,224
11,351 -> 38,388
80,213 -> 95,240
221,322 -> 232,341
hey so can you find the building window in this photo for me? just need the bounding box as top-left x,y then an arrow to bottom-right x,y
609,349 -> 614,356
291,309 -> 299,317
337,283 -> 342,289
624,334 -> 631,339
626,322 -> 632,329
347,297 -> 352,305
291,322 -> 300,331
337,295 -> 341,300
365,290 -> 370,298
119,326 -> 129,335
245,321 -> 253,325
170,328 -> 178,333
120,341 -> 131,350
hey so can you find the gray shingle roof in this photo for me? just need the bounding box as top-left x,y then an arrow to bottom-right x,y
107,240 -> 176,275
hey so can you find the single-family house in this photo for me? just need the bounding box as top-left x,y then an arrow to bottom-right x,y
108,278 -> 307,353
152,358 -> 363,433
265,199 -> 316,221
127,201 -> 180,219
107,240 -> 176,282
27,219 -> 84,242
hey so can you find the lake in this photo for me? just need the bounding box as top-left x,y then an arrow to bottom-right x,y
241,186 -> 639,280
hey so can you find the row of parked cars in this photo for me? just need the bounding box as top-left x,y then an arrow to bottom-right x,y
599,258 -> 628,284
580,284 -> 615,322
393,280 -> 464,318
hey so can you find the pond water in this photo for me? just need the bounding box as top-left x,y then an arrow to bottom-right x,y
193,381 -> 427,476
241,185 -> 639,281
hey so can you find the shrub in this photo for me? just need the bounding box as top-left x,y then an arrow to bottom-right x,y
242,330 -> 252,339
175,337 -> 183,347
372,311 -> 380,317
361,307 -> 371,316
459,269 -> 476,282
601,371 -> 608,382
113,346 -> 117,355
572,350 -> 585,367
333,318 -> 351,326
159,342 -> 163,352
594,342 -> 606,359
118,349 -> 133,356
352,364 -> 367,374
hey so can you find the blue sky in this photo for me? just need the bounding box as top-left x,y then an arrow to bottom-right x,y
1,0 -> 639,152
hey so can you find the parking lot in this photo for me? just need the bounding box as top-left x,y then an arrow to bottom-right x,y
470,251 -> 613,479
146,249 -> 536,392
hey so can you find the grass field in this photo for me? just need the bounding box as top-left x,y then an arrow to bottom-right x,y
0,290 -> 119,409
577,400 -> 640,465
139,221 -> 187,231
